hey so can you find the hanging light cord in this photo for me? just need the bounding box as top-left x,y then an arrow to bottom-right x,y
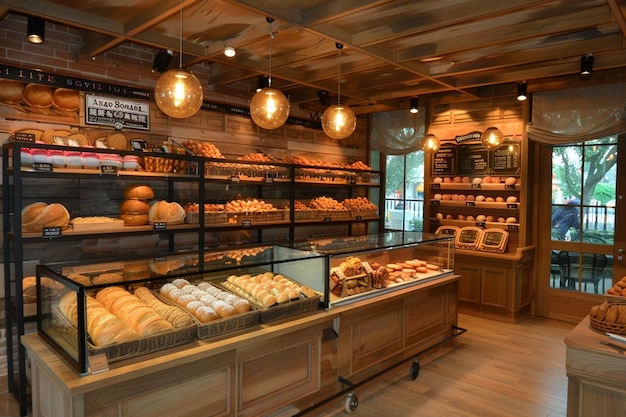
337,43 -> 343,105
178,0 -> 183,68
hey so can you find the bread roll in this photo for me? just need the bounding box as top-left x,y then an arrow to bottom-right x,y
23,84 -> 54,108
96,287 -> 173,337
52,88 -> 80,111
148,200 -> 186,224
123,184 -> 154,200
134,287 -> 193,328
120,199 -> 150,214
0,79 -> 25,104
22,202 -> 70,232
106,133 -> 129,150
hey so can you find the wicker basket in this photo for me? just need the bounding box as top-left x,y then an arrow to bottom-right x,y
52,306 -> 197,363
589,296 -> 626,335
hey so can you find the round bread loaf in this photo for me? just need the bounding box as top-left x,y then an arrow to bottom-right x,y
120,199 -> 150,214
0,79 -> 25,104
52,88 -> 80,111
23,84 -> 54,108
106,132 -> 129,150
119,213 -> 148,226
148,200 -> 185,224
22,202 -> 70,232
124,184 -> 154,200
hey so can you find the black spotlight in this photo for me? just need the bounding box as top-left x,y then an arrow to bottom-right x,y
516,81 -> 527,101
153,49 -> 173,73
27,17 -> 45,44
409,97 -> 419,113
256,75 -> 270,92
317,90 -> 331,107
580,54 -> 593,77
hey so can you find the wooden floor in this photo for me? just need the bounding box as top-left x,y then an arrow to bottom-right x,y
0,314 -> 575,417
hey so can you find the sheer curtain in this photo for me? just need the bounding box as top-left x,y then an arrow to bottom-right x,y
528,83 -> 626,144
370,109 -> 426,155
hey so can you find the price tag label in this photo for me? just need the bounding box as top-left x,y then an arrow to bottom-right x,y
242,220 -> 252,227
506,203 -> 517,209
349,178 -> 357,185
42,227 -> 62,238
265,177 -> 274,184
476,221 -> 486,228
151,147 -> 166,153
324,217 -> 332,222
153,222 -> 167,230
430,218 -> 441,225
505,184 -> 516,190
33,163 -> 53,172
465,201 -> 476,207
432,183 -> 441,189
230,175 -> 240,183
89,353 -> 109,375
13,133 -> 36,143
356,215 -> 363,221
471,183 -> 482,189
432,200 -> 440,206
508,224 -> 519,231
100,165 -> 118,175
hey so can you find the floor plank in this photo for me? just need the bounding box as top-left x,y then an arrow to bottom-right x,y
0,314 -> 575,417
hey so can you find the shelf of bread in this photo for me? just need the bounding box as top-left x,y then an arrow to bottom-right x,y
430,218 -> 520,230
430,199 -> 519,209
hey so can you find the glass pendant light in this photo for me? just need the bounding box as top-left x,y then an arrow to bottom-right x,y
250,18 -> 290,130
480,94 -> 504,149
154,0 -> 203,119
322,43 -> 356,140
422,133 -> 440,153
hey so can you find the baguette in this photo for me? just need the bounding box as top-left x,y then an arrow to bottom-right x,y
96,287 -> 174,337
133,287 -> 193,328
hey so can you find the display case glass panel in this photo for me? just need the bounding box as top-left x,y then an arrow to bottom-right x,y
288,231 -> 455,308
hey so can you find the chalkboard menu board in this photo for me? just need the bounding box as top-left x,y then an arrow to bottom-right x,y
458,145 -> 489,175
432,146 -> 456,175
491,142 -> 520,175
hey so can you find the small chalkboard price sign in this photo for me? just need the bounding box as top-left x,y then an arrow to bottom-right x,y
455,226 -> 483,250
432,146 -> 456,175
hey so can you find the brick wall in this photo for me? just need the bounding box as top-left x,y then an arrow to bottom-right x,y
0,13 -> 369,377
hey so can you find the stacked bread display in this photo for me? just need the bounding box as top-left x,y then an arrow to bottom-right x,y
120,184 -> 154,226
148,200 -> 186,224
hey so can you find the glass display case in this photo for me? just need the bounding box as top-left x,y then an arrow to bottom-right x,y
35,245 -> 326,375
288,231 -> 455,308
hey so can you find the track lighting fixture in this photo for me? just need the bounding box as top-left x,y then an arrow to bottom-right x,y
410,97 -> 419,114
256,75 -> 270,93
153,50 -> 173,73
27,17 -> 45,44
317,90 -> 331,107
580,54 -> 593,77
516,81 -> 527,101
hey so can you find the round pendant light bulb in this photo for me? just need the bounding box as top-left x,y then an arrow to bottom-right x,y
155,68 -> 203,118
322,104 -> 357,140
250,87 -> 290,129
422,133 -> 440,153
480,126 -> 505,149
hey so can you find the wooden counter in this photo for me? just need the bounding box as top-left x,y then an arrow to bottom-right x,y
455,245 -> 534,323
564,316 -> 626,417
23,275 -> 459,417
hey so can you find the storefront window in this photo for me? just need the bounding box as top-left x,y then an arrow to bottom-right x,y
384,151 -> 425,231
550,137 -> 616,294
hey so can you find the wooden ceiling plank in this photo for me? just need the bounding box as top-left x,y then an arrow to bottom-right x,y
302,0 -> 393,25
606,0 -> 626,38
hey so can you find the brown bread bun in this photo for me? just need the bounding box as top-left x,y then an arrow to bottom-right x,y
22,202 -> 70,232
52,88 -> 80,111
120,199 -> 150,214
148,200 -> 185,224
123,184 -> 154,200
0,79 -> 25,104
22,84 -> 54,108
106,132 -> 129,150
119,213 -> 149,226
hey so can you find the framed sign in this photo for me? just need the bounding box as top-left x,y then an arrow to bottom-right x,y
455,226 -> 482,250
86,94 -> 150,130
478,228 -> 509,253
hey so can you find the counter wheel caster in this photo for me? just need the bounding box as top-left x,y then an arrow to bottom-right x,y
409,359 -> 420,380
344,391 -> 358,412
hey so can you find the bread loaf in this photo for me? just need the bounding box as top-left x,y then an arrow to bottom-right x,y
52,88 -> 80,112
0,79 -> 25,104
96,287 -> 174,337
119,213 -> 149,226
23,84 -> 54,108
22,202 -> 70,232
148,200 -> 185,224
59,292 -> 139,346
133,287 -> 193,328
120,199 -> 150,214
124,184 -> 154,200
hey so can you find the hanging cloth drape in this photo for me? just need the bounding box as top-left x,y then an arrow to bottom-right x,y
370,109 -> 426,155
527,83 -> 626,144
